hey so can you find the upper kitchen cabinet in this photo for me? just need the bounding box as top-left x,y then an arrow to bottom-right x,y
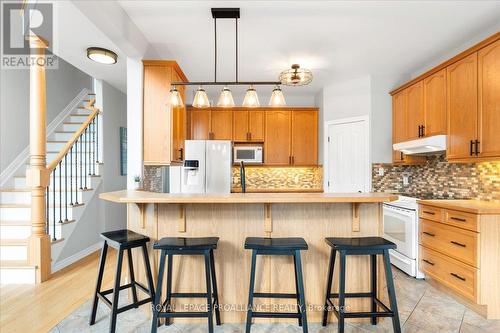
447,53 -> 478,160
210,109 -> 233,140
232,109 -> 265,142
392,90 -> 407,144
406,81 -> 424,140
478,39 -> 500,159
423,69 -> 447,137
291,109 -> 318,165
190,109 -> 211,140
264,110 -> 292,165
143,60 -> 188,165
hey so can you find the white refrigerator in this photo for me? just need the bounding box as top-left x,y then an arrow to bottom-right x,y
181,140 -> 232,194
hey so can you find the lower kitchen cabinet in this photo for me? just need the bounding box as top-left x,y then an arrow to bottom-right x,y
418,202 -> 500,319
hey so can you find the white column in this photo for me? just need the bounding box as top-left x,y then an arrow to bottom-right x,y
126,57 -> 143,188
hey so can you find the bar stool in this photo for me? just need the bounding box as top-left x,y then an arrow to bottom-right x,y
322,237 -> 401,333
89,229 -> 155,333
151,237 -> 221,333
244,237 -> 309,333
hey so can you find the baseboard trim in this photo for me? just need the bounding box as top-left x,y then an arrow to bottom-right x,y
51,241 -> 102,273
0,88 -> 90,187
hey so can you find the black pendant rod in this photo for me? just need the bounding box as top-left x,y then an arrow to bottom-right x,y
235,17 -> 238,83
214,17 -> 217,83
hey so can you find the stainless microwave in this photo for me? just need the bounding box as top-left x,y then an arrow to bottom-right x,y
233,145 -> 263,164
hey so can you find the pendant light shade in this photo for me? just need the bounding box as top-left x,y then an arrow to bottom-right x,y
217,86 -> 235,107
169,86 -> 184,107
192,86 -> 210,108
242,85 -> 260,107
269,85 -> 286,107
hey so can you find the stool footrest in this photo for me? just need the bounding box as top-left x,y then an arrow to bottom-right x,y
251,311 -> 302,319
337,310 -> 394,318
329,292 -> 373,298
116,298 -> 152,314
253,292 -> 298,299
158,311 -> 209,318
169,292 -> 215,298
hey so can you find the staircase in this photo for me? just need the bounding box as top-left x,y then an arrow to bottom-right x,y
0,93 -> 102,284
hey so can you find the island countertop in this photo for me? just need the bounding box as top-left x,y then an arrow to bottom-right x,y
99,190 -> 398,204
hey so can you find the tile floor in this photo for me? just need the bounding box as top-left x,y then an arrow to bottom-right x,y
49,267 -> 500,333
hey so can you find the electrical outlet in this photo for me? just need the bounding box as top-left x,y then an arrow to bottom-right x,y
402,175 -> 410,186
378,167 -> 385,176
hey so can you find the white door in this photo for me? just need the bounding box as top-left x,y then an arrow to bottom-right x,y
326,117 -> 370,193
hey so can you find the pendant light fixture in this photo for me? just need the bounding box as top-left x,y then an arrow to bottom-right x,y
269,85 -> 286,107
217,86 -> 235,107
280,64 -> 313,86
169,86 -> 184,107
242,85 -> 260,107
192,86 -> 210,108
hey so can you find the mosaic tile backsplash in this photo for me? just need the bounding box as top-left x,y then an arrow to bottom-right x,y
372,155 -> 500,201
143,165 -> 323,192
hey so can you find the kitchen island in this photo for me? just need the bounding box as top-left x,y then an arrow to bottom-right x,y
100,190 -> 397,323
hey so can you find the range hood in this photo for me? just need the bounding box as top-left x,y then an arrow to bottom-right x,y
393,135 -> 446,155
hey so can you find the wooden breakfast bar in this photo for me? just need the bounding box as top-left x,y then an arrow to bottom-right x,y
100,190 -> 397,323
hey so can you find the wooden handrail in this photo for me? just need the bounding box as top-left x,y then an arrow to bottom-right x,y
47,98 -> 100,171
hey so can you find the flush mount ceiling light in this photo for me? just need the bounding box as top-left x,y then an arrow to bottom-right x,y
242,85 -> 260,107
192,86 -> 210,108
86,47 -> 117,65
169,8 -> 310,107
269,85 -> 286,107
280,64 -> 313,86
169,86 -> 184,107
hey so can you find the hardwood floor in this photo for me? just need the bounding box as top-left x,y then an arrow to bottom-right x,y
0,248 -> 121,333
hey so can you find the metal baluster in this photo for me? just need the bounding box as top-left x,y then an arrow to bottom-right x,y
79,134 -> 83,190
96,114 -> 99,163
64,154 -> 68,221
69,145 -> 73,206
84,129 -> 88,189
46,186 -> 49,234
74,139 -> 79,204
52,169 -> 56,241
86,126 -> 90,177
59,161 -> 62,223
92,118 -> 96,175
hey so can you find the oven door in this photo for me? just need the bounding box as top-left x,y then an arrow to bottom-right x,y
383,204 -> 417,259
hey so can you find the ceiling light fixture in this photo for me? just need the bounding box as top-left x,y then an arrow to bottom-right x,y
280,64 -> 313,86
217,86 -> 235,107
169,86 -> 184,107
269,85 -> 286,107
86,47 -> 118,65
242,85 -> 260,107
192,86 -> 210,108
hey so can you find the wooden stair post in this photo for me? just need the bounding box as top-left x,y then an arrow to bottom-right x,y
26,35 -> 51,283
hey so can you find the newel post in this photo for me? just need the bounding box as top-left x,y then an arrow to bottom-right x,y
26,35 -> 51,283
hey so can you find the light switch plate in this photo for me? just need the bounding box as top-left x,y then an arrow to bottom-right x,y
378,167 -> 385,176
402,175 -> 410,186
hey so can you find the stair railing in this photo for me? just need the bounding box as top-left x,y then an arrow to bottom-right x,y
45,98 -> 101,240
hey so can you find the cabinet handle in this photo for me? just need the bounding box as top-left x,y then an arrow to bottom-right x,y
421,125 -> 425,137
423,211 -> 436,215
292,156 -> 295,165
422,259 -> 435,266
422,231 -> 435,237
400,152 -> 404,160
450,273 -> 466,281
475,140 -> 480,155
419,125 -> 423,137
179,148 -> 184,161
289,156 -> 292,164
450,216 -> 466,222
470,140 -> 474,156
450,241 -> 466,248
248,132 -> 252,141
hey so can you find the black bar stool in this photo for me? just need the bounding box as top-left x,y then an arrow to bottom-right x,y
244,237 -> 309,333
151,237 -> 221,333
322,237 -> 401,333
89,229 -> 155,333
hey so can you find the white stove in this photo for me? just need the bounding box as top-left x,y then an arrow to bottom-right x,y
383,196 -> 425,279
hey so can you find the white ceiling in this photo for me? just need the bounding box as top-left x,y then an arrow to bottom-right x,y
116,0 -> 500,96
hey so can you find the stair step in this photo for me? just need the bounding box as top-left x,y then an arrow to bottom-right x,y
0,260 -> 32,268
52,238 -> 64,245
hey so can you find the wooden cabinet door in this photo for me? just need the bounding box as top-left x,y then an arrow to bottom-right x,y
423,69 -> 447,137
143,65 -> 172,164
478,40 -> 500,158
210,110 -> 233,140
190,110 -> 211,140
291,110 -> 318,165
393,150 -> 404,163
171,70 -> 186,162
406,81 -> 424,140
447,53 -> 478,160
265,110 -> 291,165
248,110 -> 264,141
233,110 -> 249,141
392,90 -> 407,144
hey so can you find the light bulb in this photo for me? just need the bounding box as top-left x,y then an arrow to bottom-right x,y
217,86 -> 235,107
269,85 -> 286,107
192,86 -> 210,108
169,86 -> 184,107
242,85 -> 260,107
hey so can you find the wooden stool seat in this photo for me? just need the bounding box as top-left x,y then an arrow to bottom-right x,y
101,229 -> 150,248
245,237 -> 308,251
325,237 -> 397,251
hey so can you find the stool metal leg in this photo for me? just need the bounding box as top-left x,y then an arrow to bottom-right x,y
109,248 -> 124,333
294,250 -> 308,333
293,253 -> 302,327
371,254 -> 377,325
151,249 -> 166,333
127,248 -> 139,308
245,250 -> 257,333
383,250 -> 401,333
338,251 -> 346,333
90,241 -> 108,325
204,250 -> 214,333
164,254 -> 173,326
210,249 -> 222,325
322,248 -> 336,326
141,244 -> 155,303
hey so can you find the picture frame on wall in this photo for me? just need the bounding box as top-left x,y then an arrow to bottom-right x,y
120,127 -> 127,176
